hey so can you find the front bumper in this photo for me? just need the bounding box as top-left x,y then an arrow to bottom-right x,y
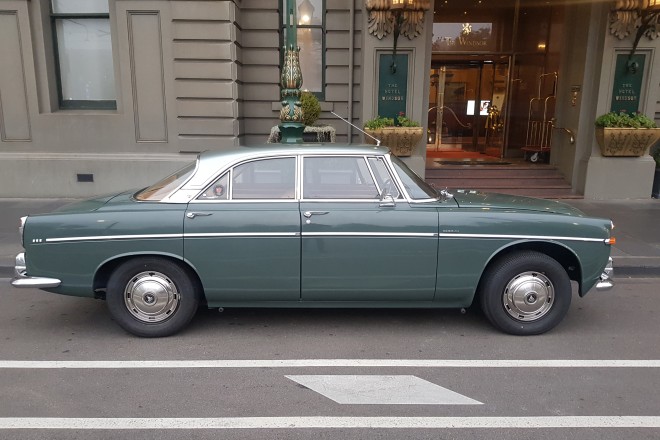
10,253 -> 61,289
595,257 -> 614,291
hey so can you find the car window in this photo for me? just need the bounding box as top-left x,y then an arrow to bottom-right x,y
232,157 -> 295,200
135,161 -> 196,201
197,172 -> 229,200
303,156 -> 379,199
390,155 -> 438,200
368,157 -> 401,199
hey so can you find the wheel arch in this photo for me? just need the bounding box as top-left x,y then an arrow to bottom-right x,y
93,253 -> 205,303
473,241 -> 582,303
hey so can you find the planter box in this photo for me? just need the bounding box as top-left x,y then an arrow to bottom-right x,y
595,127 -> 660,157
363,127 -> 424,157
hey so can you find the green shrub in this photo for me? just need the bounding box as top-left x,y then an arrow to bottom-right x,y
364,115 -> 394,129
301,92 -> 321,126
595,111 -> 657,128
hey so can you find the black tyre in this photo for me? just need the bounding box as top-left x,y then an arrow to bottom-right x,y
106,257 -> 200,337
479,251 -> 571,335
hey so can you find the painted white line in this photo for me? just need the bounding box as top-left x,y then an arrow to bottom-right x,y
286,375 -> 483,405
1,416 -> 660,429
0,359 -> 660,369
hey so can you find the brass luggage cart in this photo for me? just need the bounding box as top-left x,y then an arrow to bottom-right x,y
522,72 -> 557,163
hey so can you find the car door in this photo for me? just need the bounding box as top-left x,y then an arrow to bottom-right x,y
184,156 -> 300,303
300,155 -> 438,302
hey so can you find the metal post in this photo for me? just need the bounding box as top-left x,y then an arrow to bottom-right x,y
278,0 -> 305,144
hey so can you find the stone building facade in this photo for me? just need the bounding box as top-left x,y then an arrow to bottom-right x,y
0,0 -> 658,198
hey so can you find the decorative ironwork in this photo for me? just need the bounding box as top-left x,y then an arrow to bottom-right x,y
609,0 -> 660,41
365,0 -> 430,40
279,0 -> 305,144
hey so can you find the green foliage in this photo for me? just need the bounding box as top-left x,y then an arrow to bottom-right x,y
396,112 -> 420,127
364,115 -> 394,129
300,92 -> 321,126
595,111 -> 657,129
364,113 -> 420,129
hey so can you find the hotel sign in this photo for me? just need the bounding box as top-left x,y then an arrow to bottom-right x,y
377,54 -> 408,120
610,54 -> 645,114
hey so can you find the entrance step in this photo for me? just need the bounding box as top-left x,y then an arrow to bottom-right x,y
424,164 -> 582,199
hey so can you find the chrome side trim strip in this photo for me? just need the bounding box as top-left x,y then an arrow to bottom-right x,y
45,234 -> 183,243
303,232 -> 437,238
185,232 -> 299,238
438,233 -> 607,243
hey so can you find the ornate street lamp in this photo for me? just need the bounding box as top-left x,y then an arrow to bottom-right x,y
279,0 -> 305,144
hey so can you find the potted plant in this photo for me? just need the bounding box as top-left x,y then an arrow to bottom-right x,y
363,112 -> 423,157
268,92 -> 336,143
594,111 -> 660,157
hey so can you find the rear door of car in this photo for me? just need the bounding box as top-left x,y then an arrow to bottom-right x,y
299,155 -> 438,302
184,156 -> 300,303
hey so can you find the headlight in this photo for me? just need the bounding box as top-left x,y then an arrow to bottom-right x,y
19,216 -> 27,246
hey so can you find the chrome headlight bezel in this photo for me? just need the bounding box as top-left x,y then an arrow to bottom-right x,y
19,216 -> 27,246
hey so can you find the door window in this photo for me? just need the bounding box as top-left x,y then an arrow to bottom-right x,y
303,157 -> 378,199
368,157 -> 401,199
198,157 -> 295,200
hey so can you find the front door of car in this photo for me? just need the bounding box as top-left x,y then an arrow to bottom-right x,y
184,157 -> 300,303
300,156 -> 438,302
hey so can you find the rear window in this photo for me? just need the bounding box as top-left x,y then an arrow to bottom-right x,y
135,162 -> 196,201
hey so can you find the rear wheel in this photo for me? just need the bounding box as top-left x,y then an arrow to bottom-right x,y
479,251 -> 571,335
107,257 -> 199,337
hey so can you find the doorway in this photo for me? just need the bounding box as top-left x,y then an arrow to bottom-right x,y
427,60 -> 508,159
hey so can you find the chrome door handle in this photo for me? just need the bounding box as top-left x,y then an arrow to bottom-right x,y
186,212 -> 213,219
303,211 -> 329,218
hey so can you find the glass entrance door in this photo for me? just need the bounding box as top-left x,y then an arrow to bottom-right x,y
428,61 -> 508,158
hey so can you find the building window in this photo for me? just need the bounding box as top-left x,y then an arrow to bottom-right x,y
281,0 -> 325,98
51,0 -> 116,110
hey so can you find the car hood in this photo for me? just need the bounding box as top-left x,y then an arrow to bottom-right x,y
53,190 -> 135,214
452,190 -> 585,216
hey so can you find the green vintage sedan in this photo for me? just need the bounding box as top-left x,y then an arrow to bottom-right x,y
12,145 -> 614,337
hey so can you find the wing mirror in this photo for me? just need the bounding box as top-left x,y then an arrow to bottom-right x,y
379,193 -> 396,208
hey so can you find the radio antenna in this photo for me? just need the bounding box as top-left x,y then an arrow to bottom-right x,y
331,111 -> 381,146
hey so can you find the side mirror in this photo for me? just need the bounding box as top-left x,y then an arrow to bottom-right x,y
379,193 -> 396,208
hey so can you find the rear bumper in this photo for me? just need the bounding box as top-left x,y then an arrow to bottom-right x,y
595,257 -> 614,291
10,253 -> 61,289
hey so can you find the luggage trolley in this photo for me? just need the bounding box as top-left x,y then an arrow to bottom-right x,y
522,72 -> 557,163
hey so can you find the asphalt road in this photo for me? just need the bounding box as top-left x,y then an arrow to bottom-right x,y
1,277 -> 659,439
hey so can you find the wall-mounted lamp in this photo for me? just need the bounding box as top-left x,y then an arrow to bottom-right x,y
365,0 -> 431,72
610,0 -> 660,65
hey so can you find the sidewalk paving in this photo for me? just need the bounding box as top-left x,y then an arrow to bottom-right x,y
1,197 -> 659,278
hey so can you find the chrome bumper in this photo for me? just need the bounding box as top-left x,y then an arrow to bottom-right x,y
10,253 -> 61,289
595,257 -> 614,291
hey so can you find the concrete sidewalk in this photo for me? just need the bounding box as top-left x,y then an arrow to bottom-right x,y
1,198 -> 659,278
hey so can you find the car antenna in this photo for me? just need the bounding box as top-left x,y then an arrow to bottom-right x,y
331,111 -> 381,146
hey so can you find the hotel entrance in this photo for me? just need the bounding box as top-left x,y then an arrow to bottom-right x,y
427,0 -> 564,163
428,58 -> 508,159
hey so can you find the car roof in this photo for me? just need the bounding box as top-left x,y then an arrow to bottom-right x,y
185,144 -> 391,190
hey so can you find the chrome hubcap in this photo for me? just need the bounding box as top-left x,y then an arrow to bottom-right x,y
503,271 -> 554,321
124,271 -> 179,323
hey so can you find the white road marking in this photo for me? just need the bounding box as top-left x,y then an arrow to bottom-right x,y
0,359 -> 659,369
286,375 -> 483,405
1,417 -> 660,429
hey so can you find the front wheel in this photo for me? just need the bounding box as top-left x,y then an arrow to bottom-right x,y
106,257 -> 200,337
479,251 -> 571,335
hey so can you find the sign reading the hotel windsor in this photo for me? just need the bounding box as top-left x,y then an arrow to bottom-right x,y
610,54 -> 646,114
377,54 -> 408,120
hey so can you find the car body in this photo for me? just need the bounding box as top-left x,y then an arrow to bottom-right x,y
12,144 -> 615,337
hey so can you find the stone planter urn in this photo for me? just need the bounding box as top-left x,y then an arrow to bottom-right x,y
595,127 -> 660,157
363,127 -> 424,157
